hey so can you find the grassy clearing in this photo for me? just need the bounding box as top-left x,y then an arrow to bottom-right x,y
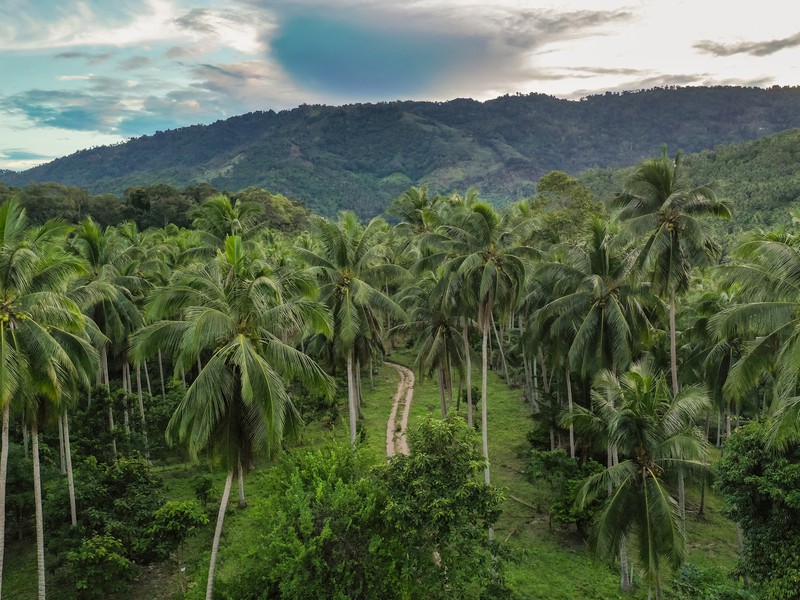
388,348 -> 741,599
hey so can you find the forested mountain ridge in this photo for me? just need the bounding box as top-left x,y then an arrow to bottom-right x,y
4,85 -> 800,217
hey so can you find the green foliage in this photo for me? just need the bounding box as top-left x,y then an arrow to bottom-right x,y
64,534 -> 135,600
191,474 -> 217,507
148,500 -> 209,559
716,422 -> 800,599
666,563 -> 755,600
45,456 -> 166,565
8,87 -> 800,219
527,449 -> 603,534
215,418 -> 503,599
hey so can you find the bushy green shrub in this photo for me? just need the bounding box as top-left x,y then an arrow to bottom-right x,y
666,563 -> 755,600
149,500 -> 209,559
64,534 -> 135,599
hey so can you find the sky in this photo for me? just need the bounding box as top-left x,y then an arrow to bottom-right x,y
1,0 -> 798,171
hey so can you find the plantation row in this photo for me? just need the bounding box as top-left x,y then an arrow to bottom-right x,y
1,147 -> 798,599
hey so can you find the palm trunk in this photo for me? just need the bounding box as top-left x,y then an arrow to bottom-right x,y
620,537 -> 632,592
58,416 -> 66,475
23,425 -> 29,460
136,364 -> 150,461
463,318 -> 473,429
446,353 -> 454,409
102,344 -> 117,456
0,403 -> 10,598
355,359 -> 364,420
143,360 -> 153,397
32,420 -> 46,600
532,358 -> 539,411
369,355 -> 375,391
158,349 -> 167,399
565,365 -> 575,459
347,348 -> 357,446
480,308 -> 494,543
491,313 -> 510,383
122,362 -> 130,435
237,457 -> 247,508
669,291 -> 679,395
206,468 -> 233,600
63,412 -> 77,526
437,367 -> 448,418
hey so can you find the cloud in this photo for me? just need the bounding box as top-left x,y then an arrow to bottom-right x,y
0,149 -> 51,161
119,55 -> 153,70
694,31 -> 800,57
54,51 -> 113,64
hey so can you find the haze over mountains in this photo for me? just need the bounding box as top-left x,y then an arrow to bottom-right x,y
3,86 -> 800,217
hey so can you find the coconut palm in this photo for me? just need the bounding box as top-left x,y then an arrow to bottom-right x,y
713,230 -> 800,447
132,235 -> 333,600
576,362 -> 710,599
435,202 -> 533,493
0,200 -> 98,599
614,146 -> 731,394
395,268 -> 463,417
294,213 -> 405,445
69,219 -> 145,455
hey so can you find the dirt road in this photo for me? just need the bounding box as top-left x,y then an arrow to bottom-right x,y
386,363 -> 415,457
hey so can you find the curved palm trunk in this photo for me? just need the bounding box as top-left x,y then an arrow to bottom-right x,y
347,348 -> 357,446
32,421 -> 46,600
63,412 -> 77,526
463,318 -> 473,429
0,403 -> 10,598
206,468 -> 233,600
58,417 -> 66,475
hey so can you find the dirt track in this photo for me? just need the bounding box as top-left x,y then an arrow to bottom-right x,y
386,363 -> 415,457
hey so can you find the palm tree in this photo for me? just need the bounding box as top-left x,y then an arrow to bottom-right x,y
69,219 -> 145,455
436,202 -> 533,495
132,235 -> 333,599
614,146 -> 731,395
0,200 -> 98,599
713,230 -> 800,447
576,362 -> 710,599
294,213 -> 405,445
395,268 -> 463,417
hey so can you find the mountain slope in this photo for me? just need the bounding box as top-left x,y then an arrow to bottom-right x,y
5,86 -> 800,217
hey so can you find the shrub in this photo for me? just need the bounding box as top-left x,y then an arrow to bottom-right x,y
64,534 -> 135,599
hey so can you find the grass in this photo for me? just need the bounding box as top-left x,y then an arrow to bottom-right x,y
388,347 -> 741,599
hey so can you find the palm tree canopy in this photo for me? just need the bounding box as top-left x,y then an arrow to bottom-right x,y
132,235 -> 334,468
614,146 -> 732,296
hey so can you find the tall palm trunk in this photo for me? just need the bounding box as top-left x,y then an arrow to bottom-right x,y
58,416 -> 66,475
480,305 -> 494,543
0,403 -> 10,598
355,359 -> 364,420
565,365 -> 575,459
668,292 -> 679,395
491,314 -> 510,383
237,457 -> 247,508
158,349 -> 167,400
136,364 -> 150,461
206,468 -> 233,600
143,360 -> 153,397
32,420 -> 46,600
63,412 -> 77,526
102,344 -> 117,456
437,367 -> 448,418
667,294 -> 687,529
463,318 -> 473,429
347,348 -> 357,446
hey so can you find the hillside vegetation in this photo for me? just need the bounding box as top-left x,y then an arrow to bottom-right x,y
4,86 -> 800,217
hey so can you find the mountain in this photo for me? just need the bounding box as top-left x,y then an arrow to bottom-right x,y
5,86 -> 800,217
